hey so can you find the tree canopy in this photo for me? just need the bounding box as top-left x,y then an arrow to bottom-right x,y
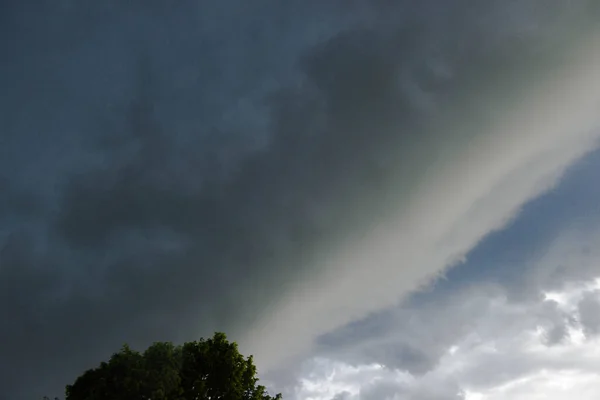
64,332 -> 282,400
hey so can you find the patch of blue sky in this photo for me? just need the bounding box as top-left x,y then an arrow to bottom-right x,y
411,146 -> 600,303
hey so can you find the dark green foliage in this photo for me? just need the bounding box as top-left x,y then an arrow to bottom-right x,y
65,332 -> 282,400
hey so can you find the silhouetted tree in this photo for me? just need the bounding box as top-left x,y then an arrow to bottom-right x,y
65,332 -> 281,400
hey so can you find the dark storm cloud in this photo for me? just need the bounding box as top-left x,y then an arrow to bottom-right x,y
0,2 -> 422,397
0,178 -> 40,221
1,1 -> 598,399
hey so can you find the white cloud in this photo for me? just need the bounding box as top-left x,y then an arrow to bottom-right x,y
282,279 -> 600,400
273,223 -> 600,399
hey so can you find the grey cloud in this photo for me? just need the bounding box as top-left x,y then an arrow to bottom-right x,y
330,391 -> 352,400
313,285 -> 500,375
537,299 -> 571,346
577,290 -> 600,337
359,380 -> 408,400
1,1 -> 599,399
543,324 -> 569,345
304,283 -> 581,388
359,377 -> 465,400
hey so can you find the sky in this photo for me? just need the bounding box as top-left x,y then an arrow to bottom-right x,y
1,1 -> 600,399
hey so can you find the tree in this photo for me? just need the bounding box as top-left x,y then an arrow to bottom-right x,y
65,332 -> 282,400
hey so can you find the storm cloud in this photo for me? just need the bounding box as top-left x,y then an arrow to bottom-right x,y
1,1 -> 599,399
